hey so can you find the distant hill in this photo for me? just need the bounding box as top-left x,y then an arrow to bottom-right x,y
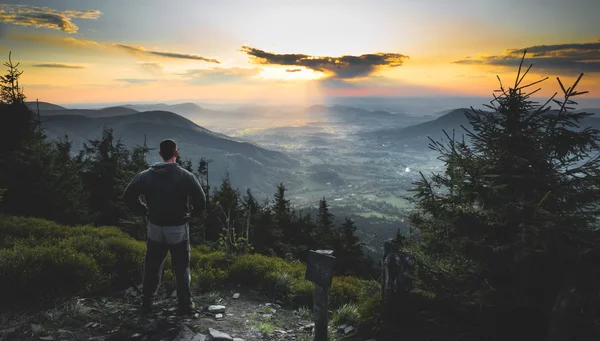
364,107 -> 600,150
41,110 -> 301,193
38,106 -> 139,118
123,103 -> 255,124
576,108 -> 600,116
26,101 -> 66,111
124,102 -> 203,114
366,108 -> 473,142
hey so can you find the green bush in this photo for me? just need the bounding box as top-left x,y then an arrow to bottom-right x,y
0,216 -> 145,305
357,280 -> 383,328
290,278 -> 314,307
0,245 -> 99,305
192,265 -> 228,293
329,277 -> 363,308
229,253 -> 293,287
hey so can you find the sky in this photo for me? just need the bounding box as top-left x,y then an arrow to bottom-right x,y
1,0 -> 599,106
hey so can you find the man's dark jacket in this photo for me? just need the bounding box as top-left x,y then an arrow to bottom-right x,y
123,162 -> 206,226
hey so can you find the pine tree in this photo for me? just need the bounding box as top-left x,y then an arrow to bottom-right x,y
0,52 -> 59,220
80,128 -> 132,226
408,51 -> 600,334
334,217 -> 364,276
46,135 -> 89,224
316,197 -> 335,248
273,183 -> 294,242
176,153 -> 193,172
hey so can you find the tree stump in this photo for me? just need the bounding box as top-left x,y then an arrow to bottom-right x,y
381,240 -> 415,326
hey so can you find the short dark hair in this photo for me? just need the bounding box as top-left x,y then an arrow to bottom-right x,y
159,139 -> 177,160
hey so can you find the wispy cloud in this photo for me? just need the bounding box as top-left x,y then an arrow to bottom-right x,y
116,78 -> 157,84
10,32 -> 220,65
0,4 -> 101,33
113,44 -> 220,63
32,63 -> 85,69
10,32 -> 101,48
180,67 -> 261,85
138,62 -> 163,74
240,46 -> 409,79
286,68 -> 302,73
454,40 -> 600,74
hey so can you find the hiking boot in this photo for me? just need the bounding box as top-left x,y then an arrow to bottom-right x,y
178,300 -> 196,315
141,297 -> 154,315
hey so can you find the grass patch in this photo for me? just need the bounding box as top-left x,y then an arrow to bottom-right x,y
332,303 -> 360,327
254,321 -> 277,335
297,306 -> 313,320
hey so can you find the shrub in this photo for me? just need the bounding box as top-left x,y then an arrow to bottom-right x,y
0,245 -> 99,306
357,280 -> 383,328
229,253 -> 292,287
329,277 -> 363,309
192,265 -> 228,293
290,278 -> 314,307
193,250 -> 229,271
263,270 -> 294,299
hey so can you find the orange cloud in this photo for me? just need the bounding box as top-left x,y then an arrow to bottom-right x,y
112,44 -> 220,63
0,4 -> 101,33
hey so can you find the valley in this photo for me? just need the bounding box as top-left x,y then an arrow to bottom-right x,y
33,100 -> 600,257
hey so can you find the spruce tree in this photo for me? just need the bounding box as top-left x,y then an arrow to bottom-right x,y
80,128 -> 132,226
408,51 -> 600,336
273,183 -> 294,244
316,197 -> 335,248
0,52 -> 58,220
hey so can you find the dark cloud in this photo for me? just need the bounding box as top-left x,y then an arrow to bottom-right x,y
0,4 -> 100,33
286,68 -> 302,73
116,78 -> 157,84
114,44 -> 220,63
240,46 -> 408,79
32,63 -> 85,69
180,67 -> 261,85
454,40 -> 600,73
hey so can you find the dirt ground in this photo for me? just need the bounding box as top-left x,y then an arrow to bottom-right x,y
0,287 -> 340,341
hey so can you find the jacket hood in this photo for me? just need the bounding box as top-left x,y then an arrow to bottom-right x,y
149,162 -> 179,173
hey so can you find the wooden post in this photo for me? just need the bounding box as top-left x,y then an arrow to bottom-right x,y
306,250 -> 336,341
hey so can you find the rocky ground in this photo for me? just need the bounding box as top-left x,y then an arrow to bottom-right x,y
0,288 -> 365,341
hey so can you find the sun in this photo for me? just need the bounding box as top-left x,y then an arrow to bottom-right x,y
258,66 -> 325,81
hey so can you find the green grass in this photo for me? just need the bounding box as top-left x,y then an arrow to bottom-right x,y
332,303 -> 360,327
253,321 -> 277,335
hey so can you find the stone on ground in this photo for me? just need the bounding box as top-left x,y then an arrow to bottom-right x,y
208,305 -> 226,314
175,325 -> 196,341
232,293 -> 240,299
208,328 -> 233,341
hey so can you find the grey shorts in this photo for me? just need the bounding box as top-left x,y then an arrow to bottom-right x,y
147,221 -> 189,245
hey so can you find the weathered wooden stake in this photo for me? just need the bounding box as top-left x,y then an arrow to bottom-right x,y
306,250 -> 336,341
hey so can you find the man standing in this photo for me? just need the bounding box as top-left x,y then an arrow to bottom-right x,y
123,139 -> 206,315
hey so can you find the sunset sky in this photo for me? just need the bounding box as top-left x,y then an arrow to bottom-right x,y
1,0 -> 599,106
